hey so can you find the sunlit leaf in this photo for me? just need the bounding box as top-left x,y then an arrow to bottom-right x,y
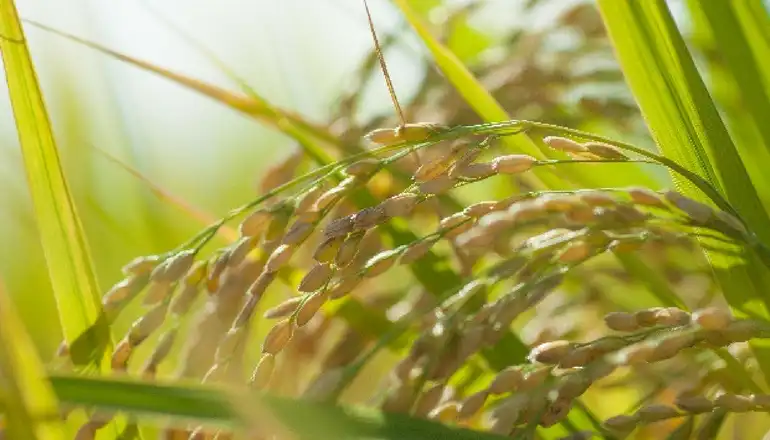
0,283 -> 65,440
0,0 -> 109,369
50,375 -> 509,440
597,0 -> 770,380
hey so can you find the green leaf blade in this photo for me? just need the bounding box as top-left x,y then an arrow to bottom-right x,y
596,0 -> 770,380
0,283 -> 66,440
50,375 -> 509,440
0,1 -> 109,369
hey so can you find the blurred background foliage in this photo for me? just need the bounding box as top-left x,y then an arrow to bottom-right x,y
4,0 -> 770,437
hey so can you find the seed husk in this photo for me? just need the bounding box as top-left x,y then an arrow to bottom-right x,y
540,398 -> 573,427
365,123 -> 448,146
103,277 -> 142,306
440,213 -> 473,238
264,296 -> 303,319
627,187 -> 665,207
264,206 -> 294,242
419,175 -> 456,195
457,326 -> 485,360
415,157 -> 452,182
313,235 -> 345,262
603,414 -> 638,433
648,333 -> 695,361
653,307 -> 691,326
554,373 -> 589,400
206,252 -> 230,293
634,307 -> 665,327
262,319 -> 294,354
722,319 -> 760,343
227,237 -> 258,267
543,136 -> 586,153
143,280 -> 173,306
750,394 -> 770,408
399,240 -> 436,265
584,142 -> 627,160
492,154 -> 537,174
529,340 -> 574,364
247,271 -> 276,299
414,384 -> 445,417
352,205 -> 388,230
692,307 -> 732,330
456,162 -> 496,179
365,250 -> 399,277
146,329 -> 177,369
265,244 -> 295,273
156,250 -> 196,282
323,217 -> 354,240
664,191 -> 713,223
636,404 -> 679,422
250,354 -> 275,388
328,276 -> 362,299
111,338 -> 132,370
427,402 -> 460,422
215,328 -> 243,362
128,303 -> 168,345
335,232 -> 364,268
579,191 -> 616,207
295,184 -> 328,214
604,311 -> 640,332
458,391 -> 488,420
521,366 -> 551,390
380,193 -> 420,217
170,283 -> 200,315
463,201 -> 496,218
283,220 -> 315,245
296,291 -> 329,326
122,255 -> 161,276
615,344 -> 654,365
345,158 -> 380,176
298,262 -> 334,292
675,394 -> 714,413
313,186 -> 348,212
557,346 -> 597,368
558,240 -> 592,263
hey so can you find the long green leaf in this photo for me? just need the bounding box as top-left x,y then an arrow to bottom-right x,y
49,375 -> 509,440
596,0 -> 770,380
688,0 -> 770,205
0,0 -> 109,369
0,283 -> 65,440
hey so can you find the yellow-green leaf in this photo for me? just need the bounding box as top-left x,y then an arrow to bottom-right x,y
0,0 -> 109,369
0,282 -> 65,440
597,0 -> 770,380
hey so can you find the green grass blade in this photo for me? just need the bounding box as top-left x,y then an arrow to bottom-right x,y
732,1 -> 770,94
49,375 -> 509,440
0,0 -> 109,369
689,1 -> 770,202
596,0 -> 770,380
596,0 -> 770,236
0,283 -> 65,440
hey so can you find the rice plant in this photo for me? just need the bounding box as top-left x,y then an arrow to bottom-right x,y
2,0 -> 770,439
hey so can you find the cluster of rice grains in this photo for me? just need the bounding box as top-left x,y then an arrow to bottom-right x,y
59,131 -> 770,440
